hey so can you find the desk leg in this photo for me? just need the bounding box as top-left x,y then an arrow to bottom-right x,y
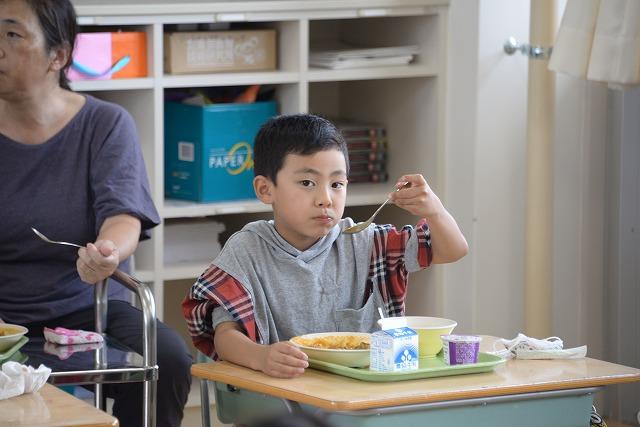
200,379 -> 211,427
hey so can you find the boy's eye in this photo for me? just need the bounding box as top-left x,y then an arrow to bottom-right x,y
332,182 -> 346,189
300,180 -> 314,187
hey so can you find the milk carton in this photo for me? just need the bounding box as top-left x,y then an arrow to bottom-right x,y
370,327 -> 419,372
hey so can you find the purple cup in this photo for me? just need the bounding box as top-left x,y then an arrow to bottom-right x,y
441,334 -> 482,365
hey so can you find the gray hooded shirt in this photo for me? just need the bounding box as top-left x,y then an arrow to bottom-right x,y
211,218 -> 422,343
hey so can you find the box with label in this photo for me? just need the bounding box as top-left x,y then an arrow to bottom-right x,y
67,32 -> 147,80
164,100 -> 277,202
164,30 -> 276,74
370,327 -> 419,372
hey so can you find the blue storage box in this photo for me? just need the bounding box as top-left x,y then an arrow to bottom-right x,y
164,100 -> 277,202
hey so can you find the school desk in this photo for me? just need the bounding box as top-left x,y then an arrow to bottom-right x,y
0,383 -> 118,427
191,337 -> 640,427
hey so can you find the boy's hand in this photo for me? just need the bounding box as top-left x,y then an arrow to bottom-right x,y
259,341 -> 309,378
388,174 -> 444,219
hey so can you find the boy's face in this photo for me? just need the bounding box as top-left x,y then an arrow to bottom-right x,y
255,149 -> 348,251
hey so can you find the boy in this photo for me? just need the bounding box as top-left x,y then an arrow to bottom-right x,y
182,114 -> 468,378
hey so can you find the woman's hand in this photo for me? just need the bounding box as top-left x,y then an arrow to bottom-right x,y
258,341 -> 309,378
76,240 -> 120,284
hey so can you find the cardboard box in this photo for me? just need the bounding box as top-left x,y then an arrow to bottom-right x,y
164,30 -> 276,74
164,100 -> 277,202
68,32 -> 147,80
370,327 -> 419,372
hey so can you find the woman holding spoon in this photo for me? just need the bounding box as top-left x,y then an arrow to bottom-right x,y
0,1 -> 190,425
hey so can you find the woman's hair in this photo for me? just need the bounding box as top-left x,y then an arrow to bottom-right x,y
253,114 -> 350,184
26,0 -> 78,90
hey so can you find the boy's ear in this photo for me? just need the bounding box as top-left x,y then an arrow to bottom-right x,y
253,175 -> 274,204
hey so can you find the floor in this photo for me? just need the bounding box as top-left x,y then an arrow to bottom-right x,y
605,420 -> 636,427
182,404 -> 230,427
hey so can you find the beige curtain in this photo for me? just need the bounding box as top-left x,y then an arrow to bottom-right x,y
549,0 -> 640,88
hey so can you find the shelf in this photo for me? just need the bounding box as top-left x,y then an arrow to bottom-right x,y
161,71 -> 300,88
163,198 -> 271,218
70,1 -> 448,323
162,184 -> 390,219
70,78 -> 155,92
163,261 -> 211,281
72,1 -> 444,18
306,64 -> 437,82
133,269 -> 155,283
346,182 -> 393,206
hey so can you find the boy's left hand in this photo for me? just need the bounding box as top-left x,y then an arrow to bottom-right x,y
388,174 -> 444,219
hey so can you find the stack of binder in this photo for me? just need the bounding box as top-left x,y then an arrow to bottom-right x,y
337,122 -> 388,184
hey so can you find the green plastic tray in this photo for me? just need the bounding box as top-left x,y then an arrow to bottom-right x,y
308,352 -> 505,382
0,336 -> 29,364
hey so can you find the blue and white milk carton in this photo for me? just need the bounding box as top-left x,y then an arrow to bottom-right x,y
370,327 -> 419,372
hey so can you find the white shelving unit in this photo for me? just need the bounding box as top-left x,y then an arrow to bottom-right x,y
71,0 -> 449,324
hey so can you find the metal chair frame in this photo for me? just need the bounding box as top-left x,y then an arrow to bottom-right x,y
45,270 -> 158,427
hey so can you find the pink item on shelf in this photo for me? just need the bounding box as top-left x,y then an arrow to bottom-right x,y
43,327 -> 104,345
66,33 -> 112,81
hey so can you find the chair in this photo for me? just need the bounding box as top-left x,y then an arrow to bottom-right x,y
198,352 -> 213,427
21,270 -> 158,427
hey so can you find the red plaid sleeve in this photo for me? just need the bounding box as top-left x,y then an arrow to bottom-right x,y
181,264 -> 260,360
366,219 -> 432,317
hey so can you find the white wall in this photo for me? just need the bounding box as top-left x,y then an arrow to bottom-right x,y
447,1 -> 636,419
445,0 -> 530,338
604,86 -> 640,423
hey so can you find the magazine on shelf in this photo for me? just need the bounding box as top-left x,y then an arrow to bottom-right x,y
310,55 -> 414,70
310,43 -> 420,70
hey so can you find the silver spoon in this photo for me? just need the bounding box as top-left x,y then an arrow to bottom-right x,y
343,182 -> 410,234
32,227 -> 137,284
31,227 -> 83,249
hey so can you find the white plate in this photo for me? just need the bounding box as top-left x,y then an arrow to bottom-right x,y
0,324 -> 28,353
290,332 -> 371,368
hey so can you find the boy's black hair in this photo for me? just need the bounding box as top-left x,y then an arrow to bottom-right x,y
253,114 -> 350,183
26,0 -> 78,90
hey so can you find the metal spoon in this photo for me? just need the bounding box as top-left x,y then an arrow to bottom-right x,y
343,182 -> 410,234
32,227 -> 136,285
31,227 -> 83,249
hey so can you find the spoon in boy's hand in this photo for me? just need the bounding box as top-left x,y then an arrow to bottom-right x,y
342,182 -> 410,234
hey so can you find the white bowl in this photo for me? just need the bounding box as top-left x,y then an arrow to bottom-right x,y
0,324 -> 28,353
290,332 -> 371,368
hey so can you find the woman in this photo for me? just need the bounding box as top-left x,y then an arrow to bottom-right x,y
0,1 -> 191,426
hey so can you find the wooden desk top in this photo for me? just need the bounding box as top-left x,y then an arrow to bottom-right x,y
0,384 -> 118,427
192,338 -> 640,411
